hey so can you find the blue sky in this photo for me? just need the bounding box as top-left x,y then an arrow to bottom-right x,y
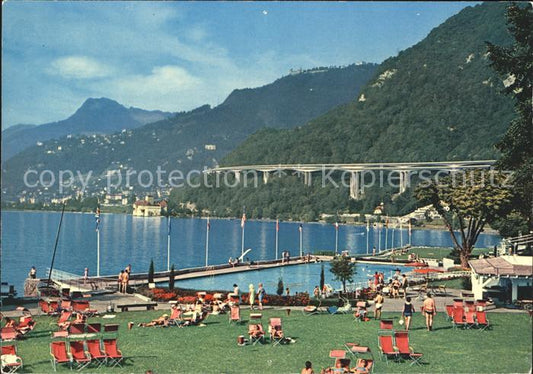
2,2 -> 477,129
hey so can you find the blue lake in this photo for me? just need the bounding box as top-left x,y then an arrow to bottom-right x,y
1,210 -> 501,293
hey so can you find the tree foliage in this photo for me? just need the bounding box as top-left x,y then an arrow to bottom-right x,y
277,278 -> 284,296
169,264 -> 175,290
415,170 -> 513,267
329,256 -> 356,292
320,264 -> 325,291
487,3 -> 533,231
148,259 -> 155,284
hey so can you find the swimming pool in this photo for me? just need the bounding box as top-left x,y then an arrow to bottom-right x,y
168,262 -> 401,294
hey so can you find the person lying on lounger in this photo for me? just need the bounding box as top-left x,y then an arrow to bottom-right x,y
138,314 -> 170,327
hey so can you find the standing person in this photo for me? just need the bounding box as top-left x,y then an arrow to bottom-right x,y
372,246 -> 376,256
257,283 -> 266,310
374,292 -> 384,320
402,297 -> 415,331
125,264 -> 131,275
400,274 -> 409,297
422,293 -> 436,331
83,267 -> 89,283
122,269 -> 130,294
313,286 -> 320,300
233,284 -> 240,296
391,278 -> 401,298
28,266 -> 37,279
301,361 -> 314,374
373,272 -> 379,291
248,284 -> 255,310
286,287 -> 290,296
118,270 -> 124,292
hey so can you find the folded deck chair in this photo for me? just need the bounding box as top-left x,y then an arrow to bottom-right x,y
103,339 -> 123,367
1,345 -> 23,373
69,323 -> 86,336
268,318 -> 284,346
87,323 -> 101,335
394,331 -> 423,366
86,339 -> 107,368
452,307 -> 466,329
69,341 -> 91,371
72,301 -> 98,317
50,341 -> 72,372
60,299 -> 72,312
377,335 -> 399,364
445,305 -> 454,321
248,323 -> 265,345
475,311 -> 490,331
229,305 -> 241,324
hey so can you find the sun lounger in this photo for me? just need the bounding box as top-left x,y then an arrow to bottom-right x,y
1,345 -> 23,373
377,335 -> 399,364
86,339 -> 107,368
452,307 -> 466,329
103,339 -> 123,367
268,318 -> 284,346
476,311 -> 490,331
248,323 -> 265,345
50,341 -> 72,371
394,331 -> 423,366
69,341 -> 91,371
229,305 -> 241,324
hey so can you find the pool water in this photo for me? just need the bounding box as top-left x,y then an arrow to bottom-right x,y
168,262 -> 401,294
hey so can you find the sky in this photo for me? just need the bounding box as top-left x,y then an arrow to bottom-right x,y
2,1 -> 477,129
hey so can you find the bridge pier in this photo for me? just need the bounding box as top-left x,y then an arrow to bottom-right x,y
233,170 -> 241,183
304,172 -> 312,186
399,170 -> 410,194
349,172 -> 361,200
262,171 -> 270,184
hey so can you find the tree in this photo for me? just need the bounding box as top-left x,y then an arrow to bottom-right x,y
169,264 -> 175,290
148,259 -> 155,284
276,278 -> 284,296
415,170 -> 513,267
319,264 -> 325,292
329,256 -> 356,293
487,3 -> 533,232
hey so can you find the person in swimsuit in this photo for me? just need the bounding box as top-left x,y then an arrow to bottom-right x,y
422,293 -> 436,331
402,296 -> 415,331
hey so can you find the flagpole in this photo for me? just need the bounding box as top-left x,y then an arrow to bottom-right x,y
167,216 -> 171,271
385,217 -> 388,251
299,224 -> 303,258
96,208 -> 101,277
275,219 -> 279,260
205,217 -> 210,267
366,219 -> 370,255
409,221 -> 412,246
335,223 -> 339,255
392,224 -> 395,250
400,220 -> 404,247
241,208 -> 246,258
378,222 -> 381,253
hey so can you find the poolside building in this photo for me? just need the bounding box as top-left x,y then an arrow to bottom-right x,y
469,255 -> 532,303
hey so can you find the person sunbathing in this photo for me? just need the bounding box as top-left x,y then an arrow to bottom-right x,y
138,314 -> 170,327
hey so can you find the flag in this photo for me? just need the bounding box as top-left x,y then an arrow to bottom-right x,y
207,217 -> 211,231
241,212 -> 246,228
299,224 -> 303,233
95,207 -> 101,231
335,222 -> 339,230
276,219 -> 279,232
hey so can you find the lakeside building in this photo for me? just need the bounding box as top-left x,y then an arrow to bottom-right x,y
132,195 -> 167,217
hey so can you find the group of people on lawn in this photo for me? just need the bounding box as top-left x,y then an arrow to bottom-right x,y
371,291 -> 436,331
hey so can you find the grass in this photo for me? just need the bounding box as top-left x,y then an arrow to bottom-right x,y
390,247 -> 491,261
9,309 -> 532,373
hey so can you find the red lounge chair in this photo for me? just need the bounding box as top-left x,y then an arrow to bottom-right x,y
452,307 -> 466,329
465,310 -> 476,329
103,339 -> 123,367
57,310 -> 72,330
60,299 -> 72,312
69,323 -> 86,336
69,341 -> 91,370
453,299 -> 464,309
379,320 -> 393,330
86,339 -> 107,368
229,305 -> 241,324
268,318 -> 284,346
39,300 -> 57,316
50,341 -> 71,371
16,316 -> 35,335
465,300 -> 476,313
445,305 -> 454,321
476,311 -> 490,331
248,323 -> 265,345
87,323 -> 101,334
377,335 -> 399,363
394,331 -> 423,366
169,307 -> 183,326
1,328 -> 20,342
103,324 -> 119,337
1,345 -> 23,373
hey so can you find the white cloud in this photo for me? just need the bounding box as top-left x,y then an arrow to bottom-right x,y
49,56 -> 112,79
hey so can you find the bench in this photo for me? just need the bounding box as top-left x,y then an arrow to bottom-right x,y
116,302 -> 158,312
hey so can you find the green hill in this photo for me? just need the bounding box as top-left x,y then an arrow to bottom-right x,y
171,2 -> 516,220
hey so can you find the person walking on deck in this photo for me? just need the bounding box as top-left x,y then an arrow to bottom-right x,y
248,284 -> 255,310
257,283 -> 266,310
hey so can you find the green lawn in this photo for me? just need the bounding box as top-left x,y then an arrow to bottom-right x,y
9,310 -> 532,373
390,247 -> 491,261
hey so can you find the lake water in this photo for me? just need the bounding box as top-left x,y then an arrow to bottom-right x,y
1,210 -> 501,293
